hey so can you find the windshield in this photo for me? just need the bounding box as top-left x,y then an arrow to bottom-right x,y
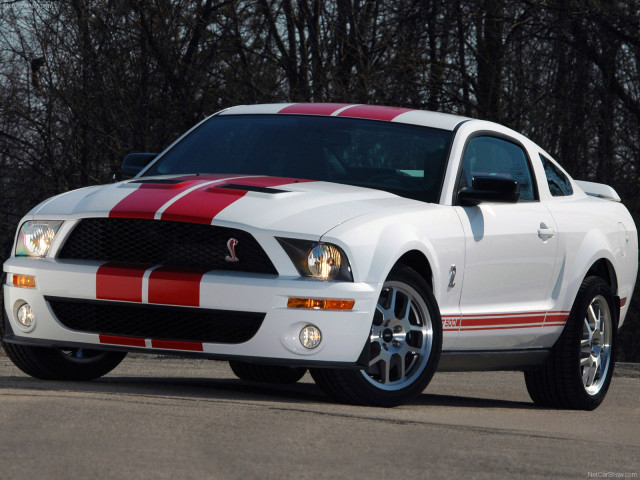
143,114 -> 453,203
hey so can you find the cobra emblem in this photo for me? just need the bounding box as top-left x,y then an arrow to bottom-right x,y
225,238 -> 239,262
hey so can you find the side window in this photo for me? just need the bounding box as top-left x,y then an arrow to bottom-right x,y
460,136 -> 536,201
540,154 -> 573,197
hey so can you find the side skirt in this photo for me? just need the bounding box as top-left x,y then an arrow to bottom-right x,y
438,349 -> 550,372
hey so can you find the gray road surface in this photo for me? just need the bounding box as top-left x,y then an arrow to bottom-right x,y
1,354 -> 638,480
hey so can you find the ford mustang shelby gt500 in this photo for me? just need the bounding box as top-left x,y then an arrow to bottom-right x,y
2,103 -> 637,408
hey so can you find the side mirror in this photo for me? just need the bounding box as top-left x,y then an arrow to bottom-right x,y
120,153 -> 158,178
458,176 -> 520,206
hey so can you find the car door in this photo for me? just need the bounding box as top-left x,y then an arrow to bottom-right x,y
452,135 -> 559,350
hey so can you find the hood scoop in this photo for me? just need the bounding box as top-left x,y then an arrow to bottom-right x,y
215,184 -> 289,194
129,179 -> 187,185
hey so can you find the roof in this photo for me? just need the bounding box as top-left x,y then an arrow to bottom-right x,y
218,103 -> 470,131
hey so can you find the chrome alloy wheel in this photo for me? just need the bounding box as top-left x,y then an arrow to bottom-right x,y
361,281 -> 433,391
581,294 -> 612,395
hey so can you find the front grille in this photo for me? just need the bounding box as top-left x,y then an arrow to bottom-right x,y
58,218 -> 277,275
48,297 -> 264,344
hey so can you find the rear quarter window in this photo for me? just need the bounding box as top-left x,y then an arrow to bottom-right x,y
540,154 -> 573,197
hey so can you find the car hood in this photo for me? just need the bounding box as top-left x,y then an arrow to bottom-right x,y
32,174 -> 415,237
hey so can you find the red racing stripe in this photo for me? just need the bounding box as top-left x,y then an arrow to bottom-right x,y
278,103 -> 353,116
160,176 -> 308,224
337,105 -> 413,121
109,178 -> 213,219
96,263 -> 152,302
160,186 -> 246,224
147,267 -> 207,307
99,334 -> 146,347
151,339 -> 204,352
100,334 -> 203,352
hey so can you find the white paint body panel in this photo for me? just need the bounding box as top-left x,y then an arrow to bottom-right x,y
3,104 -> 637,369
453,202 -> 559,350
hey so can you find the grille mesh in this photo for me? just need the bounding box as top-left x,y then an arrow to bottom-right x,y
48,298 -> 264,344
58,218 -> 277,275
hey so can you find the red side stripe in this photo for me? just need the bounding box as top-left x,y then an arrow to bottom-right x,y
337,105 -> 413,121
151,339 -> 204,352
461,324 -> 548,331
278,103 -> 353,115
454,311 -> 570,331
147,267 -> 207,307
462,314 -> 546,327
461,311 -> 547,318
96,263 -> 151,302
99,334 -> 146,347
544,312 -> 570,326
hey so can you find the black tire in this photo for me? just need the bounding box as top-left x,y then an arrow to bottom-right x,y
229,361 -> 307,384
311,264 -> 442,407
1,308 -> 126,381
524,276 -> 617,410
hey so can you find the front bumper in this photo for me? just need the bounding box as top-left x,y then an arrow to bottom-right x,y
3,257 -> 380,366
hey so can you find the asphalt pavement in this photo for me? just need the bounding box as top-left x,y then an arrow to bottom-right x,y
0,353 -> 638,479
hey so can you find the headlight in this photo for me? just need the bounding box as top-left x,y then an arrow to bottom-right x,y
277,238 -> 353,281
16,220 -> 63,257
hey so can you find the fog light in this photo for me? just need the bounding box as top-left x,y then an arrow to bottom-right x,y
299,325 -> 322,349
17,303 -> 35,329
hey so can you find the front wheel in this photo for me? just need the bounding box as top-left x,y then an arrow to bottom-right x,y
1,308 -> 126,381
524,276 -> 616,410
311,265 -> 442,407
2,342 -> 126,381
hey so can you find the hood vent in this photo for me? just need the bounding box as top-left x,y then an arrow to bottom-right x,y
129,179 -> 186,185
216,184 -> 288,194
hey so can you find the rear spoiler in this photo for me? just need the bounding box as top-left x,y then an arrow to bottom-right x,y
575,180 -> 621,202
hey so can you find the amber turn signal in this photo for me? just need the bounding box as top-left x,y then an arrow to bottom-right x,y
287,297 -> 355,310
13,274 -> 36,288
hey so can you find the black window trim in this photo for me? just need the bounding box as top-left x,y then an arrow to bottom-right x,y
452,130 -> 540,206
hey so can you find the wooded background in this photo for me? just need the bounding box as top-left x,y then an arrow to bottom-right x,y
1,0 -> 639,360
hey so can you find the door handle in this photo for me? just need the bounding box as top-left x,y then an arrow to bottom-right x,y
538,223 -> 556,240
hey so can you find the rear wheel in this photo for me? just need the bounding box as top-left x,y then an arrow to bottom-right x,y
311,265 -> 442,407
229,361 -> 307,384
524,276 -> 616,410
1,309 -> 126,381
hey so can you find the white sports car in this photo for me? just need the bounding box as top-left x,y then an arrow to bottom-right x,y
2,103 -> 637,408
